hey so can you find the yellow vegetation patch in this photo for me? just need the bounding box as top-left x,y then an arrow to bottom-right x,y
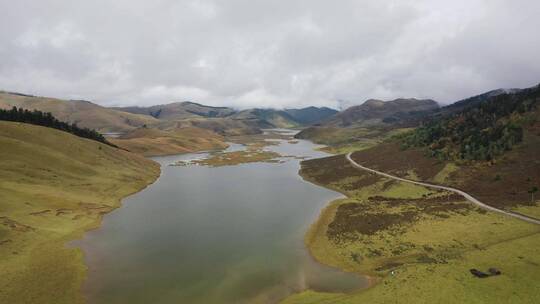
301,127 -> 414,155
192,147 -> 281,167
432,163 -> 459,184
512,204 -> 540,219
111,126 -> 228,156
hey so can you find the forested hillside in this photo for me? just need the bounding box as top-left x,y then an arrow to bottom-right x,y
401,84 -> 539,161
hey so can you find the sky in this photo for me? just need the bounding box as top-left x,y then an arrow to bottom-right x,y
0,0 -> 539,110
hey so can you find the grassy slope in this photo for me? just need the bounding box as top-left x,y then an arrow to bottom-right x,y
0,121 -> 160,304
0,92 -> 159,133
230,109 -> 301,129
113,101 -> 236,120
264,113 -> 300,129
295,126 -> 412,154
281,152 -> 540,303
110,127 -> 229,156
168,117 -> 263,136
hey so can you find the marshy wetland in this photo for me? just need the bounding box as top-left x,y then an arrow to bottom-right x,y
74,132 -> 368,304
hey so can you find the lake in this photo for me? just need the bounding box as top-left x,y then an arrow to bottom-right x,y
74,134 -> 368,303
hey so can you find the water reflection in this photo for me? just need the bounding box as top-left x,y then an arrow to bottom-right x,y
74,137 -> 367,304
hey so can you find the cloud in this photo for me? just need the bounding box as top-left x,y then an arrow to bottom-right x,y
0,0 -> 539,109
140,85 -> 210,103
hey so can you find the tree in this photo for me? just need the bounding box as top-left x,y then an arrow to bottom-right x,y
401,84 -> 538,162
0,106 -> 114,147
529,186 -> 539,203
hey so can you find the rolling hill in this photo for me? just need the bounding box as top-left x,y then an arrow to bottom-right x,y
0,91 -> 339,140
295,98 -> 437,151
0,121 -> 159,304
438,88 -> 522,115
229,109 -> 300,129
286,84 -> 540,304
339,84 -> 540,227
0,92 -> 160,133
113,101 -> 236,120
116,102 -> 336,129
284,106 -> 338,125
110,126 -> 228,156
402,84 -> 539,161
323,98 -> 439,127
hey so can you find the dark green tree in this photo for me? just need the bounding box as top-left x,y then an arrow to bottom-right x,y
529,186 -> 539,203
0,106 -> 116,147
401,84 -> 539,161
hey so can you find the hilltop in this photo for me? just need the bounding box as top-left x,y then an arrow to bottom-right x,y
113,101 -> 236,120
322,98 -> 438,127
0,91 -> 159,133
229,108 -> 300,129
402,84 -> 539,161
295,98 -> 437,153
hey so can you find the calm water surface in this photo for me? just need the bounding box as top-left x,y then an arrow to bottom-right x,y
75,136 -> 367,304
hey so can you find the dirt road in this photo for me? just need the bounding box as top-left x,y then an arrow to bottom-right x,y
346,152 -> 540,225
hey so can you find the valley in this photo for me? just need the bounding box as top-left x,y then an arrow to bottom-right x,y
2,2 -> 539,303
1,84 -> 539,304
73,133 -> 368,304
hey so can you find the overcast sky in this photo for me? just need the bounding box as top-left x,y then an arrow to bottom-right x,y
1,0 -> 539,109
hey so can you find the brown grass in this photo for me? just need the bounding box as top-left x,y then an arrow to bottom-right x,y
349,128 -> 540,211
0,92 -> 159,132
300,155 -> 381,193
287,150 -> 540,303
351,142 -> 445,180
111,127 -> 228,156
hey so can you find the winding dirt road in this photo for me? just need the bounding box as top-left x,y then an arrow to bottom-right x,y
345,152 -> 540,225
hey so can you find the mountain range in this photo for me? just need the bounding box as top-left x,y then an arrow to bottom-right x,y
0,92 -> 339,134
3,86 -> 536,146
1,83 -> 538,304
0,91 -> 158,133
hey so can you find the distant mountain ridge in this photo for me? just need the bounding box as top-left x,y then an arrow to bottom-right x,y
295,83 -> 539,154
113,101 -> 236,120
319,98 -> 439,127
438,88 -> 522,115
115,102 -> 337,129
284,106 -> 338,125
230,109 -> 298,128
0,91 -> 338,136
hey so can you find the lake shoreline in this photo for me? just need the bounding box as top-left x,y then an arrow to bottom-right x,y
75,134 -> 368,303
297,165 -> 378,293
73,160 -> 161,303
0,121 -> 162,304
